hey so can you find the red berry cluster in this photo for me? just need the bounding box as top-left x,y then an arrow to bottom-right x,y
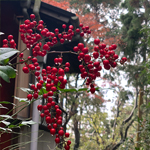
2,35 -> 16,48
37,102 -> 71,148
12,13 -> 127,149
72,39 -> 127,93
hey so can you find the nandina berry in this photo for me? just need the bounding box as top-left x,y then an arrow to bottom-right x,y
43,93 -> 48,99
78,43 -> 84,50
22,66 -> 29,73
30,14 -> 35,19
111,44 -> 117,50
29,64 -> 35,70
82,47 -> 88,54
53,123 -> 57,129
46,116 -> 51,124
47,124 -> 52,130
43,105 -> 48,110
65,67 -> 69,72
57,119 -> 62,125
48,91 -> 53,96
50,128 -> 56,135
113,54 -> 118,60
122,57 -> 127,62
27,94 -> 32,100
44,110 -> 49,115
62,24 -> 66,29
103,60 -> 109,65
40,113 -> 45,118
37,104 -> 43,111
33,93 -> 38,99
3,39 -> 8,44
104,64 -> 110,70
93,52 -> 99,59
79,23 -> 83,27
90,87 -> 95,94
30,84 -> 35,90
43,44 -> 49,50
65,62 -> 70,67
39,80 -> 44,85
47,97 -> 53,103
65,132 -> 70,138
47,103 -> 51,108
51,86 -> 57,92
51,101 -> 55,106
94,39 -> 100,45
8,35 -> 13,40
64,145 -> 70,150
55,137 -> 60,144
58,76 -> 64,82
73,46 -> 79,52
67,140 -> 71,145
58,68 -> 64,76
37,83 -> 42,90
94,62 -> 100,68
51,67 -> 57,74
58,58 -> 63,64
58,130 -> 64,136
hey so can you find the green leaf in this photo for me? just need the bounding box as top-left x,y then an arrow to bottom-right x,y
0,32 -> 4,35
0,65 -> 16,83
0,83 -> 2,87
77,88 -> 88,92
19,120 -> 36,126
38,87 -> 47,95
1,120 -> 10,126
20,87 -> 33,94
0,127 -> 12,132
60,88 -> 77,93
8,124 -> 19,128
0,115 -> 12,119
0,48 -> 19,61
0,58 -> 9,65
14,96 -> 28,102
0,104 -> 8,109
0,101 -> 15,105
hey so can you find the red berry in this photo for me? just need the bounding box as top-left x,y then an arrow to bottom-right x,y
33,93 -> 38,99
8,35 -> 13,40
90,88 -> 95,94
22,66 -> 29,73
55,137 -> 60,144
62,24 -> 66,29
57,119 -> 62,125
51,86 -> 57,92
30,14 -> 35,19
37,104 -> 43,111
50,128 -> 56,135
65,132 -> 70,138
78,43 -> 84,50
94,39 -> 100,45
40,113 -> 45,118
27,94 -> 32,100
67,140 -> 71,145
37,83 -> 42,90
93,52 -> 99,59
46,116 -> 51,124
58,130 -> 64,136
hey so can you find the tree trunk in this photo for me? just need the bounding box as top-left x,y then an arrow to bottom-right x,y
136,88 -> 143,148
74,118 -> 80,150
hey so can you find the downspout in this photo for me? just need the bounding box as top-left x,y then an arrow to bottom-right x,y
20,1 -> 42,150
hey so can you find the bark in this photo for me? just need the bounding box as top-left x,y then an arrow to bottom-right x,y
74,118 -> 80,150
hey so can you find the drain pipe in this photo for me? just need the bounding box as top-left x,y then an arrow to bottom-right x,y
30,1 -> 42,150
20,0 -> 42,150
